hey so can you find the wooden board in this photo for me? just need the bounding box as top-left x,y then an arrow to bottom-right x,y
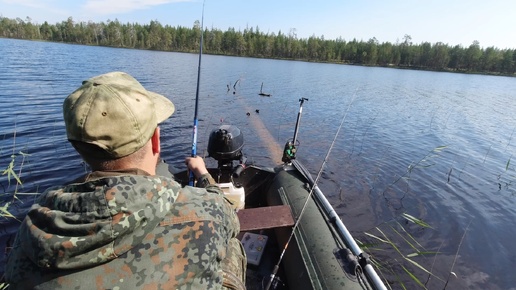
237,205 -> 294,231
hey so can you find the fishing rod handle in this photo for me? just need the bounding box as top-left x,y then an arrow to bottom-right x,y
264,265 -> 280,290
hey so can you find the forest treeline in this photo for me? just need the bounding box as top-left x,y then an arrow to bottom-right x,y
1,16 -> 515,76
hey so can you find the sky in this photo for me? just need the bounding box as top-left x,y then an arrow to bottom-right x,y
1,0 -> 515,49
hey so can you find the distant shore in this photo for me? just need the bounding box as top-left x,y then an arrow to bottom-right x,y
1,16 -> 514,77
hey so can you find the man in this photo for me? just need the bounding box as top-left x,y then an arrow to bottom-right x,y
5,72 -> 246,289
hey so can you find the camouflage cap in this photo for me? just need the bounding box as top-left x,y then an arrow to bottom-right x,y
63,71 -> 175,158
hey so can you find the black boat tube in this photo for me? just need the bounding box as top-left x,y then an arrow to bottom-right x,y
292,159 -> 386,290
268,95 -> 386,290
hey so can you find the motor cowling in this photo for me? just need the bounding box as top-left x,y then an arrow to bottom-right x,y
207,125 -> 244,161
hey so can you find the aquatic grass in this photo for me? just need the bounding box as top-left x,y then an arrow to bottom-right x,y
1,154 -> 23,190
1,151 -> 30,208
360,146 -> 451,289
443,219 -> 472,290
0,201 -> 18,220
0,129 -> 40,289
1,152 -> 30,194
359,125 -> 516,287
364,141 -> 515,288
360,212 -> 446,289
401,265 -> 426,288
381,145 -> 448,207
0,125 -> 31,219
401,213 -> 432,229
496,154 -> 515,193
423,240 -> 445,286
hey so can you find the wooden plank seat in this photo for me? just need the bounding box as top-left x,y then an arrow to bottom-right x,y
237,205 -> 295,232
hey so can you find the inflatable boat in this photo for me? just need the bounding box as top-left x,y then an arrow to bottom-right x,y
175,99 -> 387,290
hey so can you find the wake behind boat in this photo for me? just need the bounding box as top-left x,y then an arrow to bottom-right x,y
175,99 -> 387,290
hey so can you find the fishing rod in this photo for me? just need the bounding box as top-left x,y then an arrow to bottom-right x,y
282,97 -> 308,163
189,0 -> 206,186
265,92 -> 387,290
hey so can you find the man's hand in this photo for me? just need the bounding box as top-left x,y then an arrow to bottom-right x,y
185,156 -> 209,178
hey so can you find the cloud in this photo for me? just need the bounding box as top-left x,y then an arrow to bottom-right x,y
1,0 -> 71,24
83,0 -> 192,15
2,0 -> 46,9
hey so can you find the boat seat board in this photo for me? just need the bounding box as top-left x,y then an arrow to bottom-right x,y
237,205 -> 295,231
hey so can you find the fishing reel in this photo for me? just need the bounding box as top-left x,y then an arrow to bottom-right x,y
207,125 -> 246,177
282,139 -> 299,163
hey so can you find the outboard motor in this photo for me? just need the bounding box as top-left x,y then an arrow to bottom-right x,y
207,125 -> 246,176
207,125 -> 246,211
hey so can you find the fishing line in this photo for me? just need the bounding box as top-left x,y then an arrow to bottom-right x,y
189,0 -> 206,185
265,88 -> 360,290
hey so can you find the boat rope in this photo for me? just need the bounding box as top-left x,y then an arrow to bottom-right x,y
189,0 -> 206,186
265,90 -> 361,290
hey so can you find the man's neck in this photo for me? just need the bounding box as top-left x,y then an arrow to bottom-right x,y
76,168 -> 152,183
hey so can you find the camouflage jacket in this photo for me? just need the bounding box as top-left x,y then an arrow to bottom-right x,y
5,169 -> 240,289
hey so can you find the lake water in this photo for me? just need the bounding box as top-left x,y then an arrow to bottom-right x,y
1,38 -> 515,289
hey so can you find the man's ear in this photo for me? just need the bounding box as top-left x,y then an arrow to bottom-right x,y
151,127 -> 161,154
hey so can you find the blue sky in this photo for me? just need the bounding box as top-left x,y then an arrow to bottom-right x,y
2,0 -> 515,49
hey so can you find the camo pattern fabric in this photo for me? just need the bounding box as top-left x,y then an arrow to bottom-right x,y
5,172 -> 243,289
221,238 -> 247,290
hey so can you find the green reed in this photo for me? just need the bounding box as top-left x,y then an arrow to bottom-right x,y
359,213 -> 442,290
1,124 -> 31,220
0,151 -> 29,220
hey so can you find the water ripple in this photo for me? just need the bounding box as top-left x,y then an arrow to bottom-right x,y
1,38 -> 516,289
